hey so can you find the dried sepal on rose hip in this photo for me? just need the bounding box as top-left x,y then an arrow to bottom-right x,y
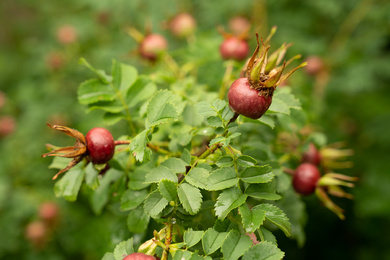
228,27 -> 307,119
42,124 -> 130,180
315,173 -> 358,220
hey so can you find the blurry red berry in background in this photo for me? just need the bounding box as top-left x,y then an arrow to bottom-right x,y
0,116 -> 16,137
228,16 -> 250,35
57,25 -> 77,45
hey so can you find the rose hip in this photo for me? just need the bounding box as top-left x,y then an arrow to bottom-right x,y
220,37 -> 249,61
228,78 -> 273,119
139,34 -> 168,61
169,13 -> 196,38
292,163 -> 321,195
122,253 -> 156,260
86,127 -> 115,164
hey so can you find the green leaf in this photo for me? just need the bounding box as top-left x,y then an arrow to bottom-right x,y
102,253 -> 115,260
259,226 -> 278,245
253,204 -> 291,237
128,163 -> 152,190
216,155 -> 234,168
48,157 -> 71,170
242,241 -> 284,260
195,99 -> 232,126
54,167 -> 85,202
161,157 -> 188,173
120,189 -> 148,211
209,132 -> 241,147
178,183 -> 202,215
238,203 -> 266,233
144,190 -> 169,218
113,238 -> 134,260
145,166 -> 178,183
158,179 -> 178,201
245,180 -> 282,201
240,165 -> 274,184
146,90 -> 179,127
195,101 -> 218,118
221,105 -> 235,122
237,155 -> 257,168
90,169 -> 122,215
172,250 -> 193,260
268,98 -> 290,115
126,76 -> 157,108
274,87 -> 301,110
111,60 -> 138,94
207,116 -> 223,128
215,187 -> 248,220
181,149 -> 192,164
267,87 -> 301,116
103,112 -> 125,125
221,230 -> 253,260
206,167 -> 239,191
185,167 -> 209,190
88,101 -> 124,113
130,129 -> 151,162
78,79 -> 115,105
258,115 -> 276,129
85,163 -> 99,190
172,250 -> 211,260
127,207 -> 150,233
202,228 -> 229,255
211,99 -> 227,112
79,57 -> 111,84
183,228 -> 204,248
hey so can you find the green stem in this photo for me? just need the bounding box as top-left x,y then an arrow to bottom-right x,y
218,59 -> 235,100
163,53 -> 181,78
147,143 -> 178,156
161,219 -> 173,260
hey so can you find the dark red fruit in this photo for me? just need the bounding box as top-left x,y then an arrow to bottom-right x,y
302,143 -> 321,165
228,77 -> 272,119
220,37 -> 249,61
122,253 -> 156,260
169,13 -> 196,38
139,34 -> 168,61
292,163 -> 321,195
86,127 -> 115,164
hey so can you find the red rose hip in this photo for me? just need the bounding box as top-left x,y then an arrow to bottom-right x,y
122,253 -> 156,260
86,127 -> 115,164
292,163 -> 321,195
228,77 -> 273,119
302,143 -> 321,165
220,37 -> 249,61
139,34 -> 168,61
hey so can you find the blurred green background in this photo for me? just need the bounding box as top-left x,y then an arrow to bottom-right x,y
1,0 -> 390,259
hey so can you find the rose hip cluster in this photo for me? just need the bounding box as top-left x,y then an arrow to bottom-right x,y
288,143 -> 357,219
42,124 -> 129,179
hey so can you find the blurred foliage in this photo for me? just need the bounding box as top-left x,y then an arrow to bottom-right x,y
0,0 -> 390,259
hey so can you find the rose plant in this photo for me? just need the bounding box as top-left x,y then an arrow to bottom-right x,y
42,25 -> 357,260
